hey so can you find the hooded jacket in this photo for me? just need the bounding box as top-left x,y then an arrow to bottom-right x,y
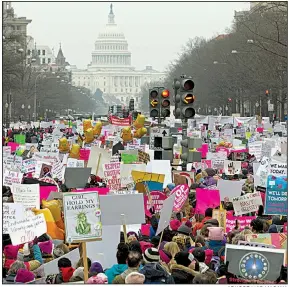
112,267 -> 139,284
139,263 -> 175,284
54,267 -> 75,283
170,263 -> 199,284
105,264 -> 128,284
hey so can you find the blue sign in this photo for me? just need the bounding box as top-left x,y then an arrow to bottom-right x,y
265,175 -> 288,215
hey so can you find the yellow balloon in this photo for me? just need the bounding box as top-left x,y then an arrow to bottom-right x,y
134,114 -> 145,129
121,127 -> 133,142
59,137 -> 70,153
83,119 -> 92,132
84,128 -> 94,143
69,144 -> 80,159
134,127 -> 147,138
93,121 -> 102,137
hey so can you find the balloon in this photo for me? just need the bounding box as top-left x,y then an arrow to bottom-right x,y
69,144 -> 80,159
59,137 -> 70,153
84,128 -> 94,143
83,119 -> 92,132
133,127 -> 147,138
121,127 -> 133,142
93,121 -> 102,137
134,114 -> 145,129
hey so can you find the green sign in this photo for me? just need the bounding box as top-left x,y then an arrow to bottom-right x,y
121,153 -> 138,164
14,134 -> 26,144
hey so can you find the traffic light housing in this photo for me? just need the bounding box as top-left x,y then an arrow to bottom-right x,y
129,99 -> 135,112
174,77 -> 196,119
160,89 -> 170,118
149,88 -> 159,118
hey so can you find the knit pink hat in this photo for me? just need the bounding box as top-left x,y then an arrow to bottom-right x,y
86,273 -> 108,284
169,219 -> 181,231
38,240 -> 53,254
4,245 -> 19,259
15,269 -> 35,283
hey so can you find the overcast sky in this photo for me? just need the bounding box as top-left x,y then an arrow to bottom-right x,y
12,1 -> 250,71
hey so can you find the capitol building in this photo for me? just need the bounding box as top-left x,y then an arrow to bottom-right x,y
71,4 -> 166,108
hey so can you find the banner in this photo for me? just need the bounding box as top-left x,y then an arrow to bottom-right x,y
109,115 -> 131,126
232,192 -> 263,216
265,175 -> 288,215
144,191 -> 167,214
169,184 -> 190,212
226,215 -> 256,233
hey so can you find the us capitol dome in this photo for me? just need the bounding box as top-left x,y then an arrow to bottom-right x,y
71,4 -> 166,108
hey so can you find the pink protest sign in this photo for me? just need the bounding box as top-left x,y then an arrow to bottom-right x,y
256,127 -> 264,133
197,144 -> 208,159
226,215 -> 256,233
40,185 -> 58,203
169,184 -> 190,212
141,224 -> 150,236
8,142 -> 20,152
75,187 -> 110,195
144,191 -> 167,214
216,146 -> 230,156
79,149 -> 90,161
195,188 -> 220,214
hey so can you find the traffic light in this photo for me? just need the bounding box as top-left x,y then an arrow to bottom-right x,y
174,77 -> 196,119
160,89 -> 170,118
149,88 -> 159,118
129,99 -> 135,112
180,137 -> 202,163
265,90 -> 269,96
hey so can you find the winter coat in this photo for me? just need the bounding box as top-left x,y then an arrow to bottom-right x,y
171,263 -> 199,284
105,264 -> 128,284
112,267 -> 139,284
208,240 -> 225,257
139,263 -> 175,284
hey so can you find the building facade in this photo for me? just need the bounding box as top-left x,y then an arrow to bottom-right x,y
71,4 -> 166,108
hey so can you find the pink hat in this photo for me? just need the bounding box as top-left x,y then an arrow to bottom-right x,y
86,273 -> 108,284
169,219 -> 181,231
15,269 -> 35,283
38,240 -> 53,254
4,245 -> 20,259
207,227 -> 224,241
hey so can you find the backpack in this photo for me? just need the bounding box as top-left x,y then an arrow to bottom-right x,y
209,256 -> 221,272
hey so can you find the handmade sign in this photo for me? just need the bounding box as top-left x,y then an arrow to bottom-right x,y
14,134 -> 26,144
173,171 -> 194,186
121,153 -> 138,164
131,171 -> 165,193
169,184 -> 190,213
8,213 -> 47,245
79,149 -> 90,161
11,183 -> 40,209
63,192 -> 102,243
265,175 -> 287,215
138,150 -> 150,164
39,163 -> 52,178
248,141 -> 263,162
232,192 -> 263,216
120,163 -> 146,188
245,233 -> 287,250
3,203 -> 25,234
22,158 -> 37,174
269,161 -> 287,176
212,209 -> 226,230
3,170 -> 23,187
39,185 -> 59,203
226,216 -> 256,233
224,160 -> 241,175
103,162 -> 121,191
238,241 -> 275,249
195,188 -> 220,214
144,191 -> 168,214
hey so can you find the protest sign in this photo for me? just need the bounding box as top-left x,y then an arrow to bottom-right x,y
212,209 -> 226,230
224,160 -> 242,175
8,213 -> 47,245
22,158 -> 37,173
238,240 -> 275,249
87,146 -> 111,177
138,150 -> 150,164
120,163 -> 146,188
248,141 -> 263,161
3,146 -> 11,156
217,179 -> 244,200
64,167 -> 92,188
147,160 -> 172,188
14,134 -> 26,144
76,187 -> 109,195
195,188 -> 220,214
39,185 -> 58,203
103,162 -> 121,191
265,175 -> 287,215
51,159 -> 64,180
131,171 -> 165,193
173,171 -> 194,186
245,233 -> 287,250
39,163 -> 52,178
63,192 -> 102,242
226,216 -> 256,233
269,161 -> 287,176
3,203 -> 25,234
144,191 -> 168,214
169,184 -> 190,213
121,153 -> 138,164
7,142 -> 20,152
3,155 -> 14,167
156,194 -> 176,235
232,192 -> 263,216
79,149 -> 90,161
12,183 -> 40,209
3,170 -> 24,187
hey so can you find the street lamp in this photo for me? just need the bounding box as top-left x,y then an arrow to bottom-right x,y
28,105 -> 31,122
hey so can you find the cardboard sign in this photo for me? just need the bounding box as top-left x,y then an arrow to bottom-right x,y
63,192 -> 102,242
3,170 -> 23,187
195,188 -> 220,214
224,160 -> 242,175
212,209 -> 226,230
12,183 -> 40,209
3,203 -> 25,234
217,179 -> 244,200
173,171 -> 193,186
103,162 -> 121,191
248,142 -> 263,162
169,184 -> 190,212
144,191 -> 168,214
8,213 -> 47,245
269,161 -> 287,176
120,163 -> 146,188
226,216 -> 256,233
232,192 -> 263,216
265,175 -> 287,215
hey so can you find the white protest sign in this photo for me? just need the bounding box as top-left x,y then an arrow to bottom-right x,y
156,193 -> 176,235
238,240 -> 275,249
12,183 -> 40,209
87,146 -> 111,177
248,141 -> 263,162
103,162 -> 121,191
224,160 -> 242,175
3,170 -> 24,187
8,213 -> 47,245
3,203 -> 25,234
14,156 -> 23,170
146,160 -> 172,188
3,146 -> 11,157
120,163 -> 146,188
269,161 -> 287,176
52,159 -> 64,180
22,158 -> 37,173
217,179 -> 244,200
232,192 -> 263,216
4,155 -> 14,167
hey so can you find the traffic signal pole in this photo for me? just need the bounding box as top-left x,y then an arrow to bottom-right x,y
181,118 -> 188,171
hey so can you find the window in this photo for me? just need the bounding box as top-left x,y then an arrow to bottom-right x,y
42,58 -> 45,64
27,49 -> 31,55
104,82 -> 106,86
38,50 -> 41,55
48,58 -> 51,64
16,26 -> 20,30
42,50 -> 45,56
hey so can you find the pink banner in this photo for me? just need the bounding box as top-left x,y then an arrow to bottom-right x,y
197,144 -> 208,159
79,149 -> 90,161
195,188 -> 220,214
226,215 -> 256,233
109,115 -> 131,126
231,149 -> 248,153
40,185 -> 58,203
8,142 -> 20,152
169,184 -> 190,212
75,187 -> 110,195
144,191 -> 167,214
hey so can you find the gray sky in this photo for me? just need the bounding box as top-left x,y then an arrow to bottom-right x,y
12,1 -> 250,72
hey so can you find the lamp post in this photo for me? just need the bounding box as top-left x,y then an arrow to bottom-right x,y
5,103 -> 9,128
28,105 -> 31,122
225,105 -> 229,116
21,104 -> 25,122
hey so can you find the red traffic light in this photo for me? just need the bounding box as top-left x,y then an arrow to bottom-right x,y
161,89 -> 170,98
265,90 -> 269,95
228,98 -> 232,102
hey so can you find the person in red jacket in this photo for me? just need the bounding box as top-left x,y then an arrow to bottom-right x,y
192,208 -> 213,237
